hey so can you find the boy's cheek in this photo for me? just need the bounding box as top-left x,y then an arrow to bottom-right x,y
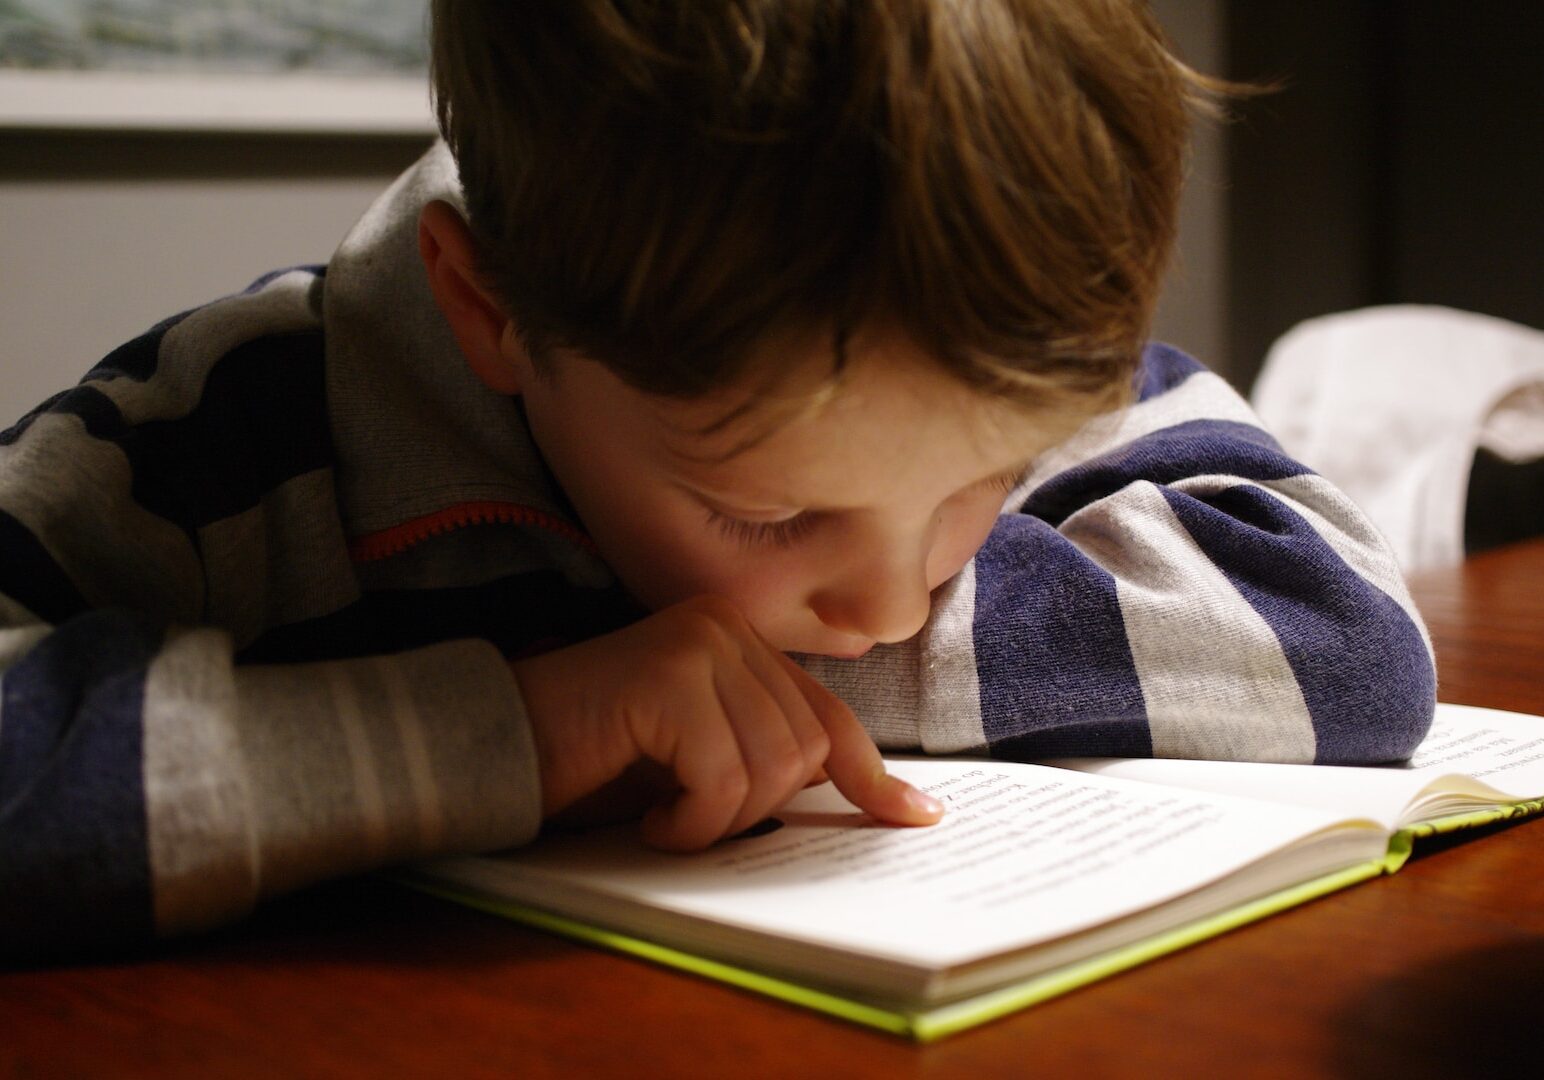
598,522 -> 751,609
924,510 -> 999,592
634,547 -> 813,646
582,497 -> 819,643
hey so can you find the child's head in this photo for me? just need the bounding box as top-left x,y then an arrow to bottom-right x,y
421,0 -> 1210,654
430,0 -> 1204,408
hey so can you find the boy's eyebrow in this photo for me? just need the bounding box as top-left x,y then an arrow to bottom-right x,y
673,458 -> 1035,515
672,476 -> 803,513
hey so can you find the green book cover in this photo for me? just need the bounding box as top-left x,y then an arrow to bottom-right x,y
398,703 -> 1544,1040
398,855 -> 1393,1041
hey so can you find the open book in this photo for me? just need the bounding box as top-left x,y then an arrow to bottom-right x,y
398,703 -> 1544,1040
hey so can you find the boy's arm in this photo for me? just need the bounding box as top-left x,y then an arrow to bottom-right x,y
805,345 -> 1436,765
0,278 -> 541,957
0,612 -> 540,958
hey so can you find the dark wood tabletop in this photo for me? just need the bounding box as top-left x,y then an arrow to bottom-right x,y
3,539 -> 1541,1079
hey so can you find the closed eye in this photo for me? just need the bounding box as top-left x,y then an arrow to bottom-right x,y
968,467 -> 1025,500
984,470 -> 1022,495
706,507 -> 819,549
703,467 -> 1022,549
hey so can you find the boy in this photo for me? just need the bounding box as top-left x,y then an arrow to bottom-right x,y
0,1 -> 1434,957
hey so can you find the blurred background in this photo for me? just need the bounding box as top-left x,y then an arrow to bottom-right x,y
1,1 -> 1541,423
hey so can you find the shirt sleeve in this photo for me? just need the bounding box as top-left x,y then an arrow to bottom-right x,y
805,344 -> 1436,766
0,271 -> 542,959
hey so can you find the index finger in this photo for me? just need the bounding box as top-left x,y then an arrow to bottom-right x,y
779,655 -> 944,826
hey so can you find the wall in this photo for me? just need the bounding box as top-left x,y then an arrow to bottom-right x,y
0,132 -> 430,423
1148,0 -> 1231,381
1225,0 -> 1544,389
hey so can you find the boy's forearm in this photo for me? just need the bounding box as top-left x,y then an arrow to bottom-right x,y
214,638 -> 541,920
0,619 -> 541,956
804,356 -> 1437,767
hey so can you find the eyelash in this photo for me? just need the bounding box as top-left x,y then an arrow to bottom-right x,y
707,509 -> 819,549
705,471 -> 1021,550
986,470 -> 1022,496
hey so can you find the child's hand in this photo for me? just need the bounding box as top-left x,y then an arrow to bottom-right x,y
510,595 -> 944,850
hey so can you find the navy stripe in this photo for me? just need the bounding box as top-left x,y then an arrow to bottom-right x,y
1022,418 -> 1304,528
239,570 -> 648,665
0,510 -> 90,623
78,265 -> 322,386
1133,342 -> 1206,403
84,308 -> 197,385
17,382 -> 127,441
1160,485 -> 1435,762
3,387 -> 73,443
3,267 -> 324,444
4,331 -> 332,534
1,381 -> 127,449
2,312 -> 194,444
122,330 -> 333,530
973,515 -> 1151,758
0,610 -> 162,957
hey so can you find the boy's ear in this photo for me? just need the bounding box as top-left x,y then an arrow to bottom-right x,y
417,200 -> 525,395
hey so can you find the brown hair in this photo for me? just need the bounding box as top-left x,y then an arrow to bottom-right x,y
431,1 -> 1215,418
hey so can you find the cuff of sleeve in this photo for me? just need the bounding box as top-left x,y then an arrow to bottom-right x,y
795,562 -> 988,755
797,645 -> 923,750
150,636 -> 546,933
227,638 -> 542,903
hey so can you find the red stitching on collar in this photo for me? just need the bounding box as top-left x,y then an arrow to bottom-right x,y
347,500 -> 598,562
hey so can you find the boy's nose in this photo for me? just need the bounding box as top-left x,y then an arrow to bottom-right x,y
809,553 -> 933,646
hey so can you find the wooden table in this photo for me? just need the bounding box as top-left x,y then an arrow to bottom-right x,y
3,541 -> 1542,1079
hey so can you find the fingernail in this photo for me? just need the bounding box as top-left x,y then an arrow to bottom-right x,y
906,787 -> 944,815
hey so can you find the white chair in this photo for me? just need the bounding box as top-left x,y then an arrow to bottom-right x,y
1252,305 -> 1544,573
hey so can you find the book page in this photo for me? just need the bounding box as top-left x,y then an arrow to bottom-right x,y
433,759 -> 1381,972
1047,703 -> 1544,829
1407,705 -> 1544,780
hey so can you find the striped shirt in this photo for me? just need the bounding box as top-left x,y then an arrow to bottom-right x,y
0,143 -> 1435,957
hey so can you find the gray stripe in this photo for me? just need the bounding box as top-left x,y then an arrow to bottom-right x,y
1251,472 -> 1431,653
916,559 -> 988,754
147,635 -> 502,935
142,628 -> 260,936
322,665 -> 393,865
228,640 -> 541,902
1163,472 -> 1430,655
796,561 -> 986,754
375,658 -> 446,851
798,643 -> 923,751
1019,369 -> 1261,497
0,624 -> 48,665
92,270 -> 322,426
1062,482 -> 1318,762
198,467 -> 359,648
387,641 -> 542,855
0,412 -> 203,620
0,596 -> 41,633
